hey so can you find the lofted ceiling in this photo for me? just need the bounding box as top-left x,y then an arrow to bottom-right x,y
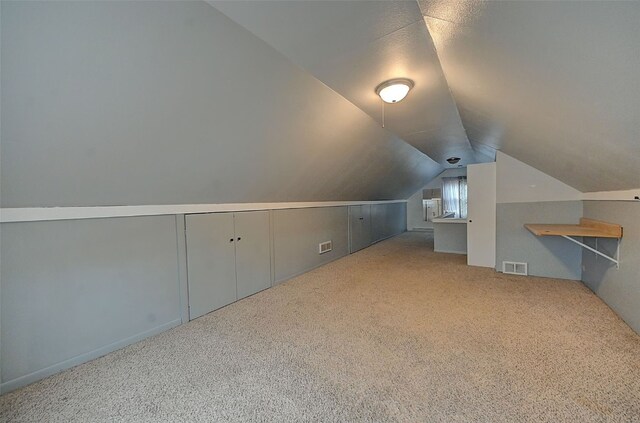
213,0 -> 640,193
210,0 -> 489,169
2,0 -> 638,209
0,1 -> 442,207
419,0 -> 640,192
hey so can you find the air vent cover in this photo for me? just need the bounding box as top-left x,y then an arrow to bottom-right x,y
503,261 -> 528,276
319,241 -> 332,254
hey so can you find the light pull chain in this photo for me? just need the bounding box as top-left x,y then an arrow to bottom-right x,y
382,100 -> 385,128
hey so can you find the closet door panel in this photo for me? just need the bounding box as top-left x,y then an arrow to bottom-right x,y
186,213 -> 237,319
371,204 -> 387,242
349,205 -> 372,253
234,211 -> 272,300
467,163 -> 496,268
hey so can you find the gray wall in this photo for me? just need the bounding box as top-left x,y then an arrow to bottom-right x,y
0,202 -> 406,392
0,1 -> 440,207
582,201 -> 640,334
0,216 -> 183,392
433,223 -> 467,254
371,203 -> 407,242
496,201 -> 583,280
272,207 -> 349,284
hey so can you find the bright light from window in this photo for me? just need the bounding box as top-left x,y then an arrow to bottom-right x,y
442,177 -> 468,219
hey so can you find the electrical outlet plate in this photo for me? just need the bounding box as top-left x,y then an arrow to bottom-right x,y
319,241 -> 332,254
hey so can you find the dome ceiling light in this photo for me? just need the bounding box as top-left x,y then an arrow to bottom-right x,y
375,78 -> 415,128
375,78 -> 414,104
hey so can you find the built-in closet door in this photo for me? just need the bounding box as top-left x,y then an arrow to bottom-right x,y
234,211 -> 272,299
386,202 -> 407,237
186,213 -> 237,319
349,205 -> 372,253
370,204 -> 387,243
467,162 -> 496,268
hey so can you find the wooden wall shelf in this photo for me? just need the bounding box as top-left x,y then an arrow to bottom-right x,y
524,218 -> 623,268
525,218 -> 623,239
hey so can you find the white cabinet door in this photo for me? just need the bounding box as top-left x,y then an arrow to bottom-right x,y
234,211 -> 272,299
186,213 -> 237,319
467,163 -> 496,268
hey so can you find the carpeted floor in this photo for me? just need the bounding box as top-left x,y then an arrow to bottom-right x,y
1,232 -> 639,422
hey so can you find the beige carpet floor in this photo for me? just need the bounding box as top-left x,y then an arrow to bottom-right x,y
1,232 -> 639,422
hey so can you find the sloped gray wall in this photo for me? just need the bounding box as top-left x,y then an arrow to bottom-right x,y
0,1 -> 440,208
421,0 -> 640,192
211,0 -> 481,167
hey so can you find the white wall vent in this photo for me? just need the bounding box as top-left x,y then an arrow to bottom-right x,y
503,261 -> 528,276
318,241 -> 332,254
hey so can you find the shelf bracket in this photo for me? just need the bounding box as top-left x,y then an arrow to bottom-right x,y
561,235 -> 620,268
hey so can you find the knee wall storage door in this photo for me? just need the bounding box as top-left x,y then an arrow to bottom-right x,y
349,205 -> 372,253
185,211 -> 271,320
371,203 -> 407,243
186,213 -> 237,319
234,211 -> 271,300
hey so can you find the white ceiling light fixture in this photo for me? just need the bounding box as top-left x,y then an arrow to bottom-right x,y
375,78 -> 414,104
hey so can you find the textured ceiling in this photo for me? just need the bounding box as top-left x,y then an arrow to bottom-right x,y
419,0 -> 640,192
211,1 -> 489,168
214,0 -> 640,192
1,1 -> 442,207
3,0 -> 637,208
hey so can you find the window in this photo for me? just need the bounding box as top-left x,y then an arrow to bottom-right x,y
441,177 -> 467,218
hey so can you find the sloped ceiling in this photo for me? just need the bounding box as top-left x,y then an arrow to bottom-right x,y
211,1 -> 490,168
419,0 -> 640,192
0,1 -> 442,207
4,0 -> 637,208
214,0 -> 640,192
